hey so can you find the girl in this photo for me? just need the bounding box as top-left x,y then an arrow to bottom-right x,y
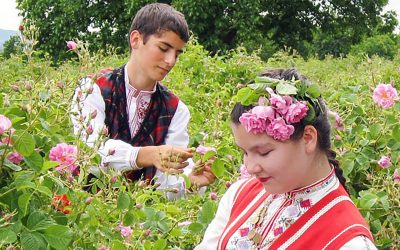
195,69 -> 376,249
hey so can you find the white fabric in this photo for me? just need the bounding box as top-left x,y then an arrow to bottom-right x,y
195,172 -> 377,250
70,66 -> 194,198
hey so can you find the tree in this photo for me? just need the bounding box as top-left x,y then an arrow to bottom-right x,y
2,35 -> 22,59
174,0 -> 397,58
16,0 -> 134,63
16,0 -> 397,61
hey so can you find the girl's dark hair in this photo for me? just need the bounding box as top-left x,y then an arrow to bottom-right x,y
128,3 -> 189,52
231,68 -> 348,193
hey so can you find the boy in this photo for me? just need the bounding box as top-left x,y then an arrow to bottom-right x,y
71,3 -> 214,197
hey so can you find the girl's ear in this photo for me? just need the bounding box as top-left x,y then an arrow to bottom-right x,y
129,30 -> 141,49
302,125 -> 318,154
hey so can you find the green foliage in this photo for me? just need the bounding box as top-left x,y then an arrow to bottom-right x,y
350,34 -> 400,60
15,0 -> 396,62
2,35 -> 22,59
0,36 -> 399,249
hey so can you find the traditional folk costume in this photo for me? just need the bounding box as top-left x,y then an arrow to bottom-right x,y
196,169 -> 376,249
71,65 -> 193,198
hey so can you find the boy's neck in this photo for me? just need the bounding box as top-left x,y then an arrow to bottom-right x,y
126,62 -> 157,92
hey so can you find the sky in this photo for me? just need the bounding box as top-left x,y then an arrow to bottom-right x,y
0,0 -> 399,31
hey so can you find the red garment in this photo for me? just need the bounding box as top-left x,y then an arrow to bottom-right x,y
218,178 -> 373,250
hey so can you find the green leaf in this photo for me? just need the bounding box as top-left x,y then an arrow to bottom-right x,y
275,82 -> 297,95
233,87 -> 259,106
392,125 -> 400,141
188,222 -> 203,233
117,192 -> 130,210
0,228 -> 17,243
24,151 -> 43,172
110,240 -> 125,250
199,201 -> 216,224
203,150 -> 216,161
154,239 -> 167,250
211,158 -> 225,178
27,211 -> 56,231
166,205 -> 181,215
18,192 -> 33,216
4,160 -> 22,171
41,161 -> 60,172
359,192 -> 378,209
44,225 -> 73,250
302,102 -> 316,123
368,124 -> 381,139
20,232 -> 47,250
36,185 -> 53,197
306,84 -> 321,98
249,82 -> 270,91
12,132 -> 36,157
123,211 -> 135,225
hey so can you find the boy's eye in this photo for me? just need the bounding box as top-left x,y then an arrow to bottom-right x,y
159,46 -> 168,52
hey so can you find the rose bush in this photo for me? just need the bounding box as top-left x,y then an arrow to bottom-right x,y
0,34 -> 399,249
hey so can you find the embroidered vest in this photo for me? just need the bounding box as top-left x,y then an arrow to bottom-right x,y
218,178 -> 374,250
94,65 -> 179,181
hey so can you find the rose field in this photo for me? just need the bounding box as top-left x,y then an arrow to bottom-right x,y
0,37 -> 399,249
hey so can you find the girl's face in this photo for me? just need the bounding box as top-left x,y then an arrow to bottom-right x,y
231,123 -> 320,194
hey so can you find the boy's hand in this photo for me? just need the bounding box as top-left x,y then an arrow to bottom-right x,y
137,145 -> 193,174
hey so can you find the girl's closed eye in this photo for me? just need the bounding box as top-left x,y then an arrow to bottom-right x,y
259,150 -> 272,156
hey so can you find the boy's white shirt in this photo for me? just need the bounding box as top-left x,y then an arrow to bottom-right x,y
70,65 -> 195,199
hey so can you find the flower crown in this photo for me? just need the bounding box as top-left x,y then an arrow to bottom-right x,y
233,76 -> 321,141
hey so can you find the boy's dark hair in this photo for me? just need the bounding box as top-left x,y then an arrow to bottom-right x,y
128,3 -> 189,52
231,68 -> 349,193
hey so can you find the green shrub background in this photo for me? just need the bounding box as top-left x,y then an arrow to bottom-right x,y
0,39 -> 399,249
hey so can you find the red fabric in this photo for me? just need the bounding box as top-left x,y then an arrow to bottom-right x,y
219,180 -> 373,250
218,178 -> 268,249
269,185 -> 373,249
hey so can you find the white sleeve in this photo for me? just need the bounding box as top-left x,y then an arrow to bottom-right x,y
340,236 -> 377,250
194,180 -> 246,250
154,100 -> 196,199
70,78 -> 137,173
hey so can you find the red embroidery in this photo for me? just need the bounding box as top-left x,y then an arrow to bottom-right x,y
274,227 -> 283,236
240,227 -> 249,237
300,199 -> 311,208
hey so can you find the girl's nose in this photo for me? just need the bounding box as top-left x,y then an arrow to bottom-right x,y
244,155 -> 261,175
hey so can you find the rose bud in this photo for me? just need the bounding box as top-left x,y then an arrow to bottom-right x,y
209,192 -> 218,200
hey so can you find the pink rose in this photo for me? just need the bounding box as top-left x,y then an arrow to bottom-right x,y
7,152 -> 23,164
239,113 -> 266,134
378,156 -> 391,168
117,225 -> 132,238
269,94 -> 292,115
267,118 -> 294,141
239,164 -> 251,179
284,101 -> 309,124
394,169 -> 400,183
372,83 -> 399,109
0,114 -> 12,135
251,106 -> 275,120
329,111 -> 344,131
49,143 -> 78,173
196,145 -> 216,154
66,41 -> 77,50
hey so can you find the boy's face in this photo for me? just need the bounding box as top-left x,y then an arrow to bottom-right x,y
129,30 -> 186,84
